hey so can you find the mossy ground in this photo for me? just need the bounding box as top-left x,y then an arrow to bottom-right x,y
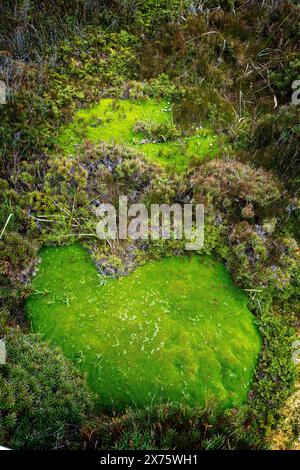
26,244 -> 261,411
56,98 -> 220,172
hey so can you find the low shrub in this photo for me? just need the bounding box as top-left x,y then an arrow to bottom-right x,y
192,159 -> 299,300
134,120 -> 180,142
192,158 -> 282,219
0,231 -> 38,283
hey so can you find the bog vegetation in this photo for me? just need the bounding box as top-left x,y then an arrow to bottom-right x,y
26,245 -> 261,410
0,0 -> 299,450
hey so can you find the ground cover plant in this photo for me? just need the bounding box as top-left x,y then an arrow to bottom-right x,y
56,98 -> 220,171
25,244 -> 261,410
0,0 -> 299,453
0,328 -> 93,450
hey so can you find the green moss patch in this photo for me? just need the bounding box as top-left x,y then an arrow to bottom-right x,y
26,244 -> 261,411
55,98 -> 220,172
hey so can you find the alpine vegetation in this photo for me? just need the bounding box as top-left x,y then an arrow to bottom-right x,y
0,0 -> 299,454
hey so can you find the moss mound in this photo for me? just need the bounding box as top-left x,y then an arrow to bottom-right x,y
56,98 -> 220,172
26,244 -> 261,410
0,329 -> 93,450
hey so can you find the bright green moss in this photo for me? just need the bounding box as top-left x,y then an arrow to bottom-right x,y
55,98 -> 220,172
26,245 -> 261,411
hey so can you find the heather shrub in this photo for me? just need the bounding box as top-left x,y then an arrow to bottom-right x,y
192,159 -> 299,297
134,120 -> 180,143
0,232 -> 38,283
192,159 -> 282,219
